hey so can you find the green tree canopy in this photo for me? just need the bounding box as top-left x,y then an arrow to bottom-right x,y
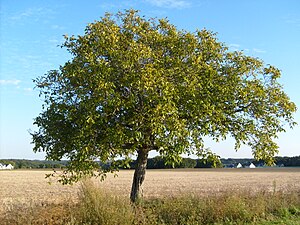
31,10 -> 297,202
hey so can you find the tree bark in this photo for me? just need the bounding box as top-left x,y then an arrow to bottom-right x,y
130,148 -> 149,203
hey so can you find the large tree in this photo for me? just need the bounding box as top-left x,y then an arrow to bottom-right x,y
32,10 -> 297,202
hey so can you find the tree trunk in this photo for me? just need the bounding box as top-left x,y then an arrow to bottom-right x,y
130,148 -> 149,203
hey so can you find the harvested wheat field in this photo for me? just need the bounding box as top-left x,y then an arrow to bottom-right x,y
0,168 -> 299,214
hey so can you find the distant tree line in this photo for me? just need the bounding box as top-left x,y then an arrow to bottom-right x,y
116,155 -> 300,169
274,156 -> 300,167
0,159 -> 68,169
218,156 -> 300,168
1,156 -> 299,169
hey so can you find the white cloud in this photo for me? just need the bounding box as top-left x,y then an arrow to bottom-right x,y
283,14 -> 300,27
49,39 -> 60,44
145,0 -> 191,9
23,87 -> 33,92
229,44 -> 240,48
229,44 -> 240,51
98,1 -> 138,10
22,87 -> 35,96
51,24 -> 65,30
253,48 -> 266,54
0,79 -> 21,85
99,2 -> 120,10
6,7 -> 55,25
228,44 -> 266,54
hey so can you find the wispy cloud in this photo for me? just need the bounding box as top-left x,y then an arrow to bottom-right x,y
23,87 -> 33,92
283,14 -> 300,27
22,87 -> 35,96
5,7 -> 55,25
229,44 -> 266,54
51,24 -> 65,30
23,87 -> 34,95
0,79 -> 21,85
99,2 -> 123,10
253,48 -> 266,54
98,1 -> 138,10
229,43 -> 240,51
48,38 -> 61,44
145,0 -> 191,9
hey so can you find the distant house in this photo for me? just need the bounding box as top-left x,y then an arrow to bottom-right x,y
236,163 -> 243,168
6,164 -> 14,169
0,163 -> 14,170
249,163 -> 256,168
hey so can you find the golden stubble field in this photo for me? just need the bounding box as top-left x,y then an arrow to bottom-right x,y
0,168 -> 300,214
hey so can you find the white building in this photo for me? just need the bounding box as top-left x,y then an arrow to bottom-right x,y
0,163 -> 14,170
236,163 -> 243,168
249,163 -> 256,168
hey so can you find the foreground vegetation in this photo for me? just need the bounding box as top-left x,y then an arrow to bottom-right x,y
2,180 -> 299,225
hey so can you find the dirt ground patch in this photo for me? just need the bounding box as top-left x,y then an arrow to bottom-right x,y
96,167 -> 300,197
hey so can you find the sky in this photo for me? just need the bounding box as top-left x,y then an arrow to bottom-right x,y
0,0 -> 300,159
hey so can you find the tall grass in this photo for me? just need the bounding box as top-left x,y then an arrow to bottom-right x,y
1,180 -> 300,224
1,201 -> 73,225
72,180 -> 135,225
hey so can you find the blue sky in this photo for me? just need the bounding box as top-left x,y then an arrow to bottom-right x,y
0,0 -> 299,159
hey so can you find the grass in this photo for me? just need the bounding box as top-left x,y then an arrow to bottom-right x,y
1,180 -> 300,225
1,201 -> 73,225
73,180 -> 135,225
